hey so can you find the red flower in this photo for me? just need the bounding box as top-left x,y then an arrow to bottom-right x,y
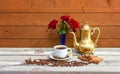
70,18 -> 80,29
60,15 -> 70,21
48,15 -> 80,33
48,19 -> 58,29
66,18 -> 80,32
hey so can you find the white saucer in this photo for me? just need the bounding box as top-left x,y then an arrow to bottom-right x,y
49,53 -> 72,61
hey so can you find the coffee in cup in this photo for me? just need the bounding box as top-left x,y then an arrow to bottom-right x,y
53,45 -> 72,58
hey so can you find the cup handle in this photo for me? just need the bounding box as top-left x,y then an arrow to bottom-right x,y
67,48 -> 72,56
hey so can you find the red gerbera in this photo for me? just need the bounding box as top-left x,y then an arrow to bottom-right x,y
48,19 -> 58,29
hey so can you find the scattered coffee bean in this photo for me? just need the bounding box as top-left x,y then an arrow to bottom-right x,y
25,59 -> 88,67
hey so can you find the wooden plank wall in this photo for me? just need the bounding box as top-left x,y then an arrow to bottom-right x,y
0,0 -> 120,47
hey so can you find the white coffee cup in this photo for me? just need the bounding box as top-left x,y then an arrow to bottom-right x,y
53,45 -> 72,58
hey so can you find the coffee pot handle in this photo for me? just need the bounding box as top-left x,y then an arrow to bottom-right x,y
91,27 -> 100,47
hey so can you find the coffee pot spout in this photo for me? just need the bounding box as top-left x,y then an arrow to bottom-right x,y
70,32 -> 79,50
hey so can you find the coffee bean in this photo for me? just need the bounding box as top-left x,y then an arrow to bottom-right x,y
25,59 -> 88,67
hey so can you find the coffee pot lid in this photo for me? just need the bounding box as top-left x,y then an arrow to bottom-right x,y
81,22 -> 90,30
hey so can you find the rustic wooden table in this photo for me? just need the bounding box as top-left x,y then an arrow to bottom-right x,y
0,48 -> 120,74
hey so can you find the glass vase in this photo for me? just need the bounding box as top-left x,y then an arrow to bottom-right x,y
59,34 -> 66,45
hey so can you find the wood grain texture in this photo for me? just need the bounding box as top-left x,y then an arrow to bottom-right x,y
0,13 -> 120,26
0,0 -> 120,47
0,0 -> 120,12
0,48 -> 120,73
0,26 -> 119,39
0,38 -> 119,47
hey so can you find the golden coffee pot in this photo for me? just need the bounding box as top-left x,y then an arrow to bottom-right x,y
70,22 -> 100,54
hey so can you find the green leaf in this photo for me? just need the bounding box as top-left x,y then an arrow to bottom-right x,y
57,21 -> 68,34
